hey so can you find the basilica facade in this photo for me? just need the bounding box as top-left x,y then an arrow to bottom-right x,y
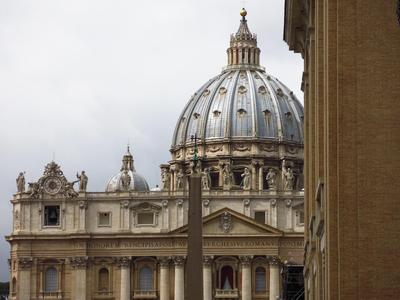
7,9 -> 304,300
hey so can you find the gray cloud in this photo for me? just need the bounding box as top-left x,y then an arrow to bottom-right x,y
0,0 -> 303,280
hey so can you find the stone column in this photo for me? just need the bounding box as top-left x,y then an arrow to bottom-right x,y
120,200 -> 130,230
285,199 -> 293,230
251,160 -> 258,190
162,200 -> 169,231
269,257 -> 280,300
70,257 -> 89,300
258,165 -> 265,190
173,256 -> 185,300
18,257 -> 33,300
115,257 -> 131,300
159,257 -> 170,300
78,200 -> 87,232
203,256 -> 213,300
176,199 -> 184,227
240,256 -> 252,300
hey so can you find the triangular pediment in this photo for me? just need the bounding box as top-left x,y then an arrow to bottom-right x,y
171,207 -> 283,236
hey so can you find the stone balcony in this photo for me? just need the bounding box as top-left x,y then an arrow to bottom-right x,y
132,290 -> 158,299
215,289 -> 240,298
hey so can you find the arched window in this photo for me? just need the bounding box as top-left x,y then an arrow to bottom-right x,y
255,267 -> 266,292
139,266 -> 153,291
12,277 -> 16,293
220,266 -> 234,290
98,268 -> 109,291
44,267 -> 58,292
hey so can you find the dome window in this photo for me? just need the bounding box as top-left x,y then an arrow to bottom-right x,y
258,86 -> 267,95
285,111 -> 292,120
277,88 -> 284,97
193,113 -> 200,119
237,108 -> 247,117
203,89 -> 210,97
263,109 -> 271,117
213,110 -> 222,118
238,85 -> 247,94
219,87 -> 227,95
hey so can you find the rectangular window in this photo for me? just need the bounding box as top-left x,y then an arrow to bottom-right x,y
254,211 -> 266,224
299,210 -> 304,224
44,206 -> 60,226
98,212 -> 111,227
137,213 -> 154,225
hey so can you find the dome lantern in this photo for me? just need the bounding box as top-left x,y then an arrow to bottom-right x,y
227,8 -> 261,69
106,147 -> 149,192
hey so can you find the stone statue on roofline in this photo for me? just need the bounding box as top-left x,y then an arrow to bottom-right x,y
16,172 -> 25,193
76,171 -> 88,192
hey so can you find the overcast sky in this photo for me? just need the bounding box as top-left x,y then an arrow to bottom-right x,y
0,0 -> 303,280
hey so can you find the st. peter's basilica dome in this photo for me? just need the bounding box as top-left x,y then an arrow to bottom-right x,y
171,9 -> 303,150
163,9 -> 304,192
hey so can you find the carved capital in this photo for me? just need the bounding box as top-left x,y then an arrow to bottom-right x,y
203,256 -> 214,267
268,256 -> 281,266
203,199 -> 210,207
243,199 -> 251,207
162,200 -> 169,208
176,199 -> 184,207
79,200 -> 87,209
18,257 -> 33,269
172,256 -> 186,267
70,256 -> 90,269
285,199 -> 292,207
239,255 -> 253,266
113,256 -> 131,269
158,256 -> 171,268
270,199 -> 277,207
120,200 -> 130,209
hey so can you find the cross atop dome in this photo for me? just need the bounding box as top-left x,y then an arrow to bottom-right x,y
226,8 -> 261,69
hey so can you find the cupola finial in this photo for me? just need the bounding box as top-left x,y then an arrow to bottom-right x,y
226,9 -> 261,68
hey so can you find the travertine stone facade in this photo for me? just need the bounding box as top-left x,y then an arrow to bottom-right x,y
284,0 -> 400,299
7,9 -> 305,300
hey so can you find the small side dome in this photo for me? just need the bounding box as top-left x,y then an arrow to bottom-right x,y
106,147 -> 149,192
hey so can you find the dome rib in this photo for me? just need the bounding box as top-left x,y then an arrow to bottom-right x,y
225,71 -> 240,138
257,71 -> 284,140
201,73 -> 229,141
246,69 -> 258,137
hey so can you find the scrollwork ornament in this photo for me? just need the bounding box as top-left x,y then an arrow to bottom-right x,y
162,200 -> 169,208
270,199 -> 277,207
203,199 -> 210,207
18,257 -> 33,269
243,199 -> 251,207
285,199 -> 292,207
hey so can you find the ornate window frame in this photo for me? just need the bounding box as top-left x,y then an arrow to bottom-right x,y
37,259 -> 64,298
252,257 -> 269,297
131,202 -> 161,227
97,211 -> 112,227
133,257 -> 157,298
